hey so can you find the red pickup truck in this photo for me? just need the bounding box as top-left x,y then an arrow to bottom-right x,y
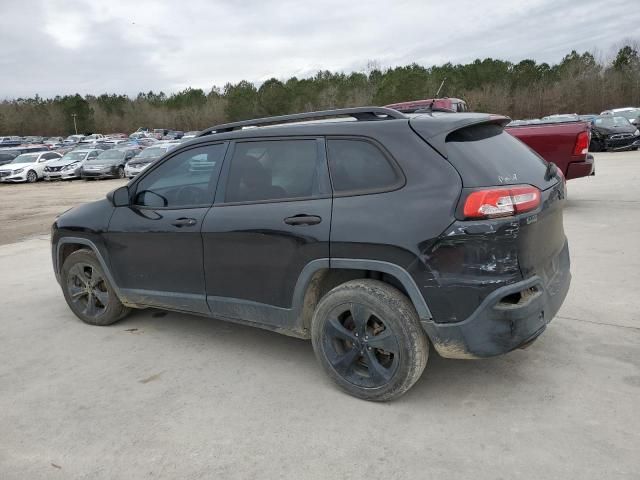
505,121 -> 593,180
385,99 -> 594,180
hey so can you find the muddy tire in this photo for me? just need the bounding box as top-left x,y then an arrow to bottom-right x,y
61,249 -> 130,326
26,170 -> 37,183
311,279 -> 428,401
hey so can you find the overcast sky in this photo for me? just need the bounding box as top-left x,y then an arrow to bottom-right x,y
1,0 -> 638,99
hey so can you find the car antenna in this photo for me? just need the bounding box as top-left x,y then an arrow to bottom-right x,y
420,77 -> 447,115
435,77 -> 446,97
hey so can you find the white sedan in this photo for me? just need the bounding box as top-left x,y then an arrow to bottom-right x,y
0,151 -> 62,183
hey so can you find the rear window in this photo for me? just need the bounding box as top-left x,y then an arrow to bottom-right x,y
326,139 -> 400,193
445,123 -> 555,189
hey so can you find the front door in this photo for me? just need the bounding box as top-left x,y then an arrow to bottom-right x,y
105,142 -> 227,313
202,138 -> 331,328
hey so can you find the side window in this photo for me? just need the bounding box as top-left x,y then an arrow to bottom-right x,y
326,139 -> 400,193
134,143 -> 226,208
88,151 -> 99,159
224,139 -> 322,203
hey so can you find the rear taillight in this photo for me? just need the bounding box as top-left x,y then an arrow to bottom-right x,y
573,131 -> 590,156
463,185 -> 541,219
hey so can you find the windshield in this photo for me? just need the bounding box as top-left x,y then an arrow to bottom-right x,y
11,153 -> 39,164
137,146 -> 167,159
96,150 -> 126,160
61,151 -> 88,162
594,116 -> 632,127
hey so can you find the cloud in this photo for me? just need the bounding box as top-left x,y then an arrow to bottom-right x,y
1,0 -> 638,99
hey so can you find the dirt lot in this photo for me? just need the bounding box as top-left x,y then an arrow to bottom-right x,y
0,179 -> 126,245
1,152 -> 639,479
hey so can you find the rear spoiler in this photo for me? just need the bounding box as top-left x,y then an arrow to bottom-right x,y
409,113 -> 511,158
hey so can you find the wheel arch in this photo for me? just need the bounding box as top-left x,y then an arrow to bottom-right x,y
293,259 -> 432,334
54,237 -> 121,297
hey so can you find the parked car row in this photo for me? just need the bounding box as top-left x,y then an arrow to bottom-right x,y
0,139 -> 185,184
129,127 -> 190,141
0,127 -> 200,184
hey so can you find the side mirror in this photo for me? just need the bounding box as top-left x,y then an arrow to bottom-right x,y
108,185 -> 130,207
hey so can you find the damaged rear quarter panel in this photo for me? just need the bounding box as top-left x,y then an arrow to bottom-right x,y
413,181 -> 566,324
416,217 -> 523,323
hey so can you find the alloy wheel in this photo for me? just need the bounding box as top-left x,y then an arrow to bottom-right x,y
322,303 -> 400,388
66,263 -> 109,318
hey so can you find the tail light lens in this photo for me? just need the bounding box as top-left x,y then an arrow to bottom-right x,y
463,185 -> 541,219
573,131 -> 590,156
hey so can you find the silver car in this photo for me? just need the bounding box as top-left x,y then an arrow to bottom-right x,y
44,149 -> 101,180
124,143 -> 180,178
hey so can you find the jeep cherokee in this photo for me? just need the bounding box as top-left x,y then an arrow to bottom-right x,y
51,107 -> 571,401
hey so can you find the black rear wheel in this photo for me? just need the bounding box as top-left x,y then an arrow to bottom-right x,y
311,279 -> 428,401
321,302 -> 400,388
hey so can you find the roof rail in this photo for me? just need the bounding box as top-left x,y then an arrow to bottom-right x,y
196,107 -> 407,137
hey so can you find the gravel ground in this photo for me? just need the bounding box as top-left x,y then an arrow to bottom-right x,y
0,178 -> 126,245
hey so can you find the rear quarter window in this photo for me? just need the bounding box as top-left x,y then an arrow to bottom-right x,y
445,123 -> 555,190
326,139 -> 401,194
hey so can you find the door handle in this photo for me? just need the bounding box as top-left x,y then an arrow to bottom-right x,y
172,217 -> 197,227
284,215 -> 322,226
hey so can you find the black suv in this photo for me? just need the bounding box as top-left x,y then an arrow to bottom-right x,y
51,107 -> 571,401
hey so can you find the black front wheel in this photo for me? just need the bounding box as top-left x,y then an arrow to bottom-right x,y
311,279 -> 428,401
117,166 -> 125,179
61,250 -> 130,325
26,170 -> 37,183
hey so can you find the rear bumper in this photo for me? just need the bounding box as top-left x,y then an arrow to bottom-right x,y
422,241 -> 571,359
566,155 -> 594,179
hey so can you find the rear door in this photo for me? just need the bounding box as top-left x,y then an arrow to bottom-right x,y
201,138 -> 331,328
106,142 -> 227,313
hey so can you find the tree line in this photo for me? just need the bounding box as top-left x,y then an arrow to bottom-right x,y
1,45 -> 639,136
